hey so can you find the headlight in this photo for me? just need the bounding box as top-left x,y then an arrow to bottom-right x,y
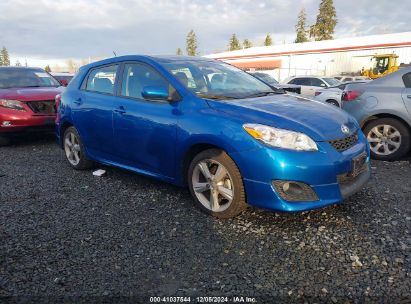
0,99 -> 26,111
243,123 -> 318,151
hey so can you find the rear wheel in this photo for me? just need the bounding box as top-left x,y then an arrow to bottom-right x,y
63,126 -> 93,169
188,149 -> 247,218
364,118 -> 410,161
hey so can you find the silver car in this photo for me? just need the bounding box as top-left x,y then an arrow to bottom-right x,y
315,81 -> 370,107
342,68 -> 411,160
283,76 -> 341,96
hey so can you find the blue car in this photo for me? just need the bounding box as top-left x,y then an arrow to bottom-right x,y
56,55 -> 371,218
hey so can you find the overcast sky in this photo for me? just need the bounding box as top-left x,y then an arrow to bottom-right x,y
1,0 -> 410,66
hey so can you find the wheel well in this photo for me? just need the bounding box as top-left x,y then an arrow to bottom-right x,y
361,114 -> 411,131
59,122 -> 73,146
181,143 -> 223,185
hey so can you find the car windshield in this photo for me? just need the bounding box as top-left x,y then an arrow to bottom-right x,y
0,68 -> 60,89
323,77 -> 341,87
162,60 -> 275,99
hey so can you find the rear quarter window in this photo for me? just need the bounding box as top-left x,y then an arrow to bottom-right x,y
290,78 -> 310,85
402,72 -> 411,88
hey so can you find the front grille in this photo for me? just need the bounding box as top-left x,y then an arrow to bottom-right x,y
27,100 -> 56,114
329,132 -> 358,152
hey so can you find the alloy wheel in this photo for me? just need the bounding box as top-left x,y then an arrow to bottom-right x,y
64,131 -> 81,166
191,159 -> 234,213
367,124 -> 401,156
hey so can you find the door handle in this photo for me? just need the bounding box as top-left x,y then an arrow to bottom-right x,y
407,95 -> 411,99
73,97 -> 82,105
114,106 -> 126,114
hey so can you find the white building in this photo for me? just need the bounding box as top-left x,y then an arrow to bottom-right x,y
205,32 -> 411,82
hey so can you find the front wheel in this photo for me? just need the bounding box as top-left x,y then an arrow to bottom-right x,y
326,99 -> 340,107
63,126 -> 93,169
188,149 -> 247,218
364,118 -> 410,161
0,136 -> 11,147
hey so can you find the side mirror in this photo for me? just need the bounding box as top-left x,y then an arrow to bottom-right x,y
59,79 -> 69,87
320,83 -> 326,87
142,85 -> 169,100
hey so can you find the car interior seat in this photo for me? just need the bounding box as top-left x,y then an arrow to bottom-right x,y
211,74 -> 224,89
175,72 -> 189,87
94,78 -> 113,94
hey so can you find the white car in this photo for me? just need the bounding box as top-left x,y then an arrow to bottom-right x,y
314,81 -> 370,107
283,76 -> 341,96
334,75 -> 369,83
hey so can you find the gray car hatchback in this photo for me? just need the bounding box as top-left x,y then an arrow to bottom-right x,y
342,68 -> 411,160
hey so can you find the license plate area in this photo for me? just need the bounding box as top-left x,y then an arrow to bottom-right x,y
350,152 -> 368,178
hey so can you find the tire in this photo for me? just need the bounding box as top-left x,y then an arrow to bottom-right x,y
326,99 -> 340,107
63,126 -> 93,170
188,149 -> 247,219
363,118 -> 410,161
0,135 -> 11,147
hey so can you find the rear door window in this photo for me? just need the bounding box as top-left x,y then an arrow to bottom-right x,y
290,78 -> 310,85
85,65 -> 118,95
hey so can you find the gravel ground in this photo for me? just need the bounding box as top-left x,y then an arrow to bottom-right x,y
1,134 -> 410,303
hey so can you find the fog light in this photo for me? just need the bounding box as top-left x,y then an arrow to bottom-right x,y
2,121 -> 12,126
272,180 -> 319,202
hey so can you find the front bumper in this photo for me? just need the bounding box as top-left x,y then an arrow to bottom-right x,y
0,108 -> 56,134
231,131 -> 371,212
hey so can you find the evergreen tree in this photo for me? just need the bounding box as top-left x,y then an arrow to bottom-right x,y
264,34 -> 273,46
0,53 -> 2,66
186,30 -> 198,56
176,48 -> 183,55
228,34 -> 241,51
0,47 -> 10,66
243,39 -> 253,49
310,0 -> 337,41
44,65 -> 51,72
295,8 -> 309,43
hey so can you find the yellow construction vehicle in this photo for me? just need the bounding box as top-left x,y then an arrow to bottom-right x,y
361,54 -> 399,79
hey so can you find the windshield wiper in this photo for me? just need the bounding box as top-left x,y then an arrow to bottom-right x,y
242,91 -> 278,98
197,94 -> 238,100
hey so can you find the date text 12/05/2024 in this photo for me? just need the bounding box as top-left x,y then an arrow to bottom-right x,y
149,296 -> 257,303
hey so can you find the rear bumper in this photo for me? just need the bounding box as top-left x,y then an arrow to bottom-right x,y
230,131 -> 371,212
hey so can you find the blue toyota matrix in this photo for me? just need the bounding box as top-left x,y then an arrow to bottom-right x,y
56,55 -> 370,218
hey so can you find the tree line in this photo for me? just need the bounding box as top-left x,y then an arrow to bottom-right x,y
177,0 -> 337,56
0,47 -> 10,66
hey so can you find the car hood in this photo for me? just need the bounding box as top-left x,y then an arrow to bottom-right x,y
0,87 -> 64,102
206,94 -> 358,141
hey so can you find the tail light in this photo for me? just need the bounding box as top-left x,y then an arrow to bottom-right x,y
314,91 -> 322,96
342,90 -> 362,101
55,94 -> 61,111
